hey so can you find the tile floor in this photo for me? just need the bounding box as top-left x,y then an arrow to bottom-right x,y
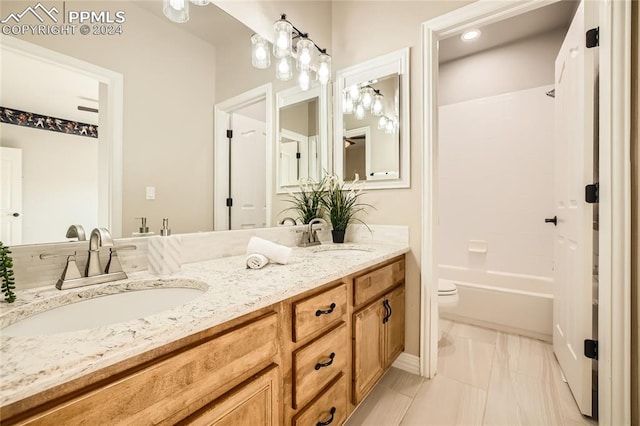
345,319 -> 598,426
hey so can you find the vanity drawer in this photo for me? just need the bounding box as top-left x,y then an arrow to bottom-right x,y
293,322 -> 348,409
292,374 -> 348,426
293,283 -> 347,342
353,258 -> 404,307
16,313 -> 278,425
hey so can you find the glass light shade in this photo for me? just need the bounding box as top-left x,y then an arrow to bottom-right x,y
163,0 -> 189,23
273,19 -> 293,58
276,56 -> 293,81
371,93 -> 384,115
348,85 -> 360,102
298,69 -> 311,91
385,117 -> 396,134
296,38 -> 314,71
355,103 -> 365,120
361,87 -> 374,109
251,34 -> 271,69
316,53 -> 331,85
189,0 -> 209,5
343,93 -> 354,114
378,115 -> 388,130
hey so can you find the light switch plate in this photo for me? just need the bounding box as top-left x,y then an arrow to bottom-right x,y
146,186 -> 155,200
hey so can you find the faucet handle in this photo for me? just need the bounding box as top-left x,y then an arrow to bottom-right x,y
55,255 -> 83,290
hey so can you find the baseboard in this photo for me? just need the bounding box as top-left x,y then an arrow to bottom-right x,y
392,352 -> 421,376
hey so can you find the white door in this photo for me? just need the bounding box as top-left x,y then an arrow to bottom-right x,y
0,147 -> 23,245
552,0 -> 596,416
229,113 -> 266,229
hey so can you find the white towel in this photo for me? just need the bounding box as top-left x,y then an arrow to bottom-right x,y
246,236 -> 292,265
246,253 -> 269,269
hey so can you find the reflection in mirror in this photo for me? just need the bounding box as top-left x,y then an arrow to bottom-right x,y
343,74 -> 400,181
335,48 -> 410,189
276,84 -> 329,192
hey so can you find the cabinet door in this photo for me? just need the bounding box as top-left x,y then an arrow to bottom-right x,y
384,285 -> 405,366
179,365 -> 280,426
352,298 -> 385,404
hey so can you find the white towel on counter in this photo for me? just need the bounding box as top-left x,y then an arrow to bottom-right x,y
246,253 -> 269,269
246,236 -> 292,265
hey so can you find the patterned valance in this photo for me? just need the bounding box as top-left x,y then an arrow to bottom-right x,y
0,106 -> 98,139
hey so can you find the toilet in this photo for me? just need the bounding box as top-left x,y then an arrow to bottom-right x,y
438,279 -> 459,340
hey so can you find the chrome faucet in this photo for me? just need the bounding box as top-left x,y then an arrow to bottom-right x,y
41,227 -> 136,290
298,217 -> 326,247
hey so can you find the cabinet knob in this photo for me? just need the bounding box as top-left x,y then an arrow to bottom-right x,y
316,407 -> 336,426
315,302 -> 336,317
314,352 -> 336,370
12,212 -> 20,217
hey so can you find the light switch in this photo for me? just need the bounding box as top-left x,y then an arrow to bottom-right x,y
146,186 -> 155,200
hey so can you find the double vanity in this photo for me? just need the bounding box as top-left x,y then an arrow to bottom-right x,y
0,240 -> 408,425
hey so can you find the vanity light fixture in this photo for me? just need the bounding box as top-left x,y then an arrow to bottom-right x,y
343,83 -> 398,134
461,29 -> 481,41
251,14 -> 331,90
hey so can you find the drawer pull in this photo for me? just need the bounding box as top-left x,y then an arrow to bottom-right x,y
316,407 -> 336,426
382,299 -> 391,323
314,352 -> 336,370
315,303 -> 337,317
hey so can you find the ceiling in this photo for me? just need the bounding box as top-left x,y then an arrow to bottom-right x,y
133,1 -> 253,48
439,0 -> 579,64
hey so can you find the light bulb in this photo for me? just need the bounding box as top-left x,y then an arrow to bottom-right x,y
163,0 -> 189,23
361,87 -> 374,109
298,70 -> 311,91
355,104 -> 365,120
378,116 -> 388,130
385,118 -> 395,133
372,93 -> 383,115
316,53 -> 331,85
276,33 -> 289,50
256,46 -> 266,60
348,85 -> 360,101
276,56 -> 292,81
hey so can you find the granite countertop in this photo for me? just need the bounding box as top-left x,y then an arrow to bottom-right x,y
0,242 -> 409,407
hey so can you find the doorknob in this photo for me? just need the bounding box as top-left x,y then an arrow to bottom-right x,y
12,213 -> 20,217
545,216 -> 557,226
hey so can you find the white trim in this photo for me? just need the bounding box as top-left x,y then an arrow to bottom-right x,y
0,35 -> 123,238
334,48 -> 410,189
421,1 -> 631,423
214,84 -> 273,231
597,1 -> 632,424
391,352 -> 421,376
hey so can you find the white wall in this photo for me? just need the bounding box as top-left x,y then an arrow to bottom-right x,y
439,28 -> 566,106
1,125 -> 99,243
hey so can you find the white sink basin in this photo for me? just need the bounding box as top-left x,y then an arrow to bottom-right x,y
2,282 -> 207,337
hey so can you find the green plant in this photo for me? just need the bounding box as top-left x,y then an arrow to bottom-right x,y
283,176 -> 327,224
0,241 -> 16,303
321,174 -> 373,232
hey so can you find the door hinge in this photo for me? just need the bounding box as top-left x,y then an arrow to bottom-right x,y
226,129 -> 233,139
584,339 -> 598,360
585,183 -> 599,203
226,198 -> 233,207
586,27 -> 599,48
296,152 -> 301,159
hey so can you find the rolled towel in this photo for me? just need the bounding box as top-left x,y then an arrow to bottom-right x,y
247,236 -> 292,265
246,253 -> 269,269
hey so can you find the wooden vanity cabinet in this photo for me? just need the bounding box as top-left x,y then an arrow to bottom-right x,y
352,258 -> 405,405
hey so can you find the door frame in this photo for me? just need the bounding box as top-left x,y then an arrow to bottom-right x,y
420,1 -> 632,424
213,84 -> 273,231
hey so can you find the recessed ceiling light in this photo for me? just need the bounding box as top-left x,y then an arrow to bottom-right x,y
461,29 -> 481,41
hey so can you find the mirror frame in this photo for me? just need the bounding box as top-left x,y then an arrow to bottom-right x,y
275,82 -> 330,193
1,35 -> 123,243
334,48 -> 410,189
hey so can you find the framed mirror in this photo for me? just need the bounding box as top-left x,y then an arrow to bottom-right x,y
276,83 -> 330,192
334,48 -> 410,189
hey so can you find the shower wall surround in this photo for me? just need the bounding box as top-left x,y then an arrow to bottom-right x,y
438,85 -> 555,339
